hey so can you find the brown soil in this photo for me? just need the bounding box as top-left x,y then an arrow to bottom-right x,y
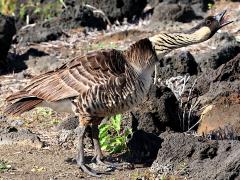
0,145 -> 150,180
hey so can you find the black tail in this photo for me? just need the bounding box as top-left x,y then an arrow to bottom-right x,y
4,97 -> 43,116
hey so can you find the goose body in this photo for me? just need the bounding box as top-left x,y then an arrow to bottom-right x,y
6,39 -> 157,122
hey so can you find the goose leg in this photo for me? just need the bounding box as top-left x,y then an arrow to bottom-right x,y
91,124 -> 104,164
91,124 -> 130,168
76,125 -> 101,177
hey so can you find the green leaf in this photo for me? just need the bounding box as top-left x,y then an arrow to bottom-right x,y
101,144 -> 109,150
99,124 -> 110,140
100,135 -> 110,144
111,114 -> 121,132
98,114 -> 132,154
99,124 -> 110,134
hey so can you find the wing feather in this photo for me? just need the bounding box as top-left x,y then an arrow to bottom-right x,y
6,49 -> 126,102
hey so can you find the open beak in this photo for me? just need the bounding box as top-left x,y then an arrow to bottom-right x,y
214,10 -> 234,28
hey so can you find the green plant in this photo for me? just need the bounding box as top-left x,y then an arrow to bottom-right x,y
99,114 -> 132,154
0,0 -> 16,15
208,3 -> 214,10
86,42 -> 117,52
50,119 -> 60,126
0,0 -> 63,22
35,107 -> 53,118
0,160 -> 11,173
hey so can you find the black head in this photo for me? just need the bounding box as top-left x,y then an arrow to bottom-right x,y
187,10 -> 233,40
204,10 -> 233,35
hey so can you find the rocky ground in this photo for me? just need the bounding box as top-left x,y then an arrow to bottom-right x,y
0,0 -> 240,179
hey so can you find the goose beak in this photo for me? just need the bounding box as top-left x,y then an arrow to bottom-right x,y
214,10 -> 234,28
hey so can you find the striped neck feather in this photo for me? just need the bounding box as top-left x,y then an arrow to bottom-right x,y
149,27 -> 211,55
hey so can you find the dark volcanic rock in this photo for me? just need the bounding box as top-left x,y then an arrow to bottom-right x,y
157,51 -> 199,81
57,116 -> 79,131
196,43 -> 240,72
123,85 -> 181,135
0,13 -> 16,69
159,0 -> 214,13
209,32 -> 237,46
151,132 -> 240,180
75,0 -> 148,22
15,2 -> 110,44
151,3 -> 199,23
0,127 -> 43,148
61,3 -> 108,30
193,54 -> 240,139
15,21 -> 63,44
123,86 -> 180,164
127,130 -> 162,164
6,48 -> 63,74
195,53 -> 240,97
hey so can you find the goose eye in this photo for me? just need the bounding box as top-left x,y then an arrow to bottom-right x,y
206,20 -> 211,26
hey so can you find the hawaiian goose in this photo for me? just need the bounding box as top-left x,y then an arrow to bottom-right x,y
5,10 -> 232,177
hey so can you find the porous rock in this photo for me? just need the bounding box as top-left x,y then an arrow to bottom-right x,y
124,85 -> 180,163
0,127 -> 43,148
15,21 -> 63,44
157,51 -> 199,81
61,3 -> 108,30
196,43 -> 240,72
70,0 -> 148,22
0,13 -> 16,68
57,116 -> 93,149
123,85 -> 181,135
151,132 -> 240,180
159,0 -> 214,14
151,3 -> 198,23
195,53 -> 240,98
6,48 -> 61,74
127,130 -> 162,164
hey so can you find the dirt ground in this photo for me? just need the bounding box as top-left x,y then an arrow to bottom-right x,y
0,145 -> 151,180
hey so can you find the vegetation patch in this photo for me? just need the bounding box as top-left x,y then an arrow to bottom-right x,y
0,160 -> 11,173
99,114 -> 132,154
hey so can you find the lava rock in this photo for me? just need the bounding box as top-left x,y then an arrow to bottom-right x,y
15,21 -> 63,44
61,3 -> 108,30
122,85 -> 181,135
196,43 -> 240,72
151,132 -> 240,180
57,116 -> 79,131
0,127 -> 43,148
0,13 -> 16,68
157,51 -> 199,81
6,48 -> 62,74
209,32 -> 237,46
15,2 -> 111,44
159,0 -> 214,13
195,53 -> 240,96
151,3 -> 199,23
127,130 -> 162,164
71,0 -> 148,22
122,85 -> 181,164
